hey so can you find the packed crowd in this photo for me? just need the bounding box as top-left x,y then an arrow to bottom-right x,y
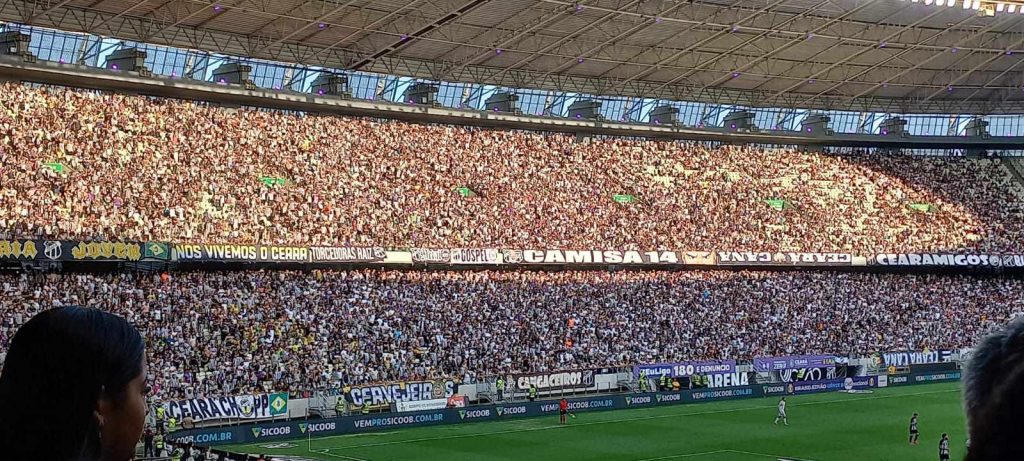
2,83 -> 1024,253
0,270 -> 1016,401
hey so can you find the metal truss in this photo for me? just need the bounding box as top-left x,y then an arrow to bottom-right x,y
6,0 -> 1024,114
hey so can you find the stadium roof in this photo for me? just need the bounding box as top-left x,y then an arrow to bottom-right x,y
6,0 -> 1024,114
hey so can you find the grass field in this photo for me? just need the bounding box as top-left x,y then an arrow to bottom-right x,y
225,382 -> 965,461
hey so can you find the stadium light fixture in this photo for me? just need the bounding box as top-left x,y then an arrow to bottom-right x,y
905,0 -> 1024,14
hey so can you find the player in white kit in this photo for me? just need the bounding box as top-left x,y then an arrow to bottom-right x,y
774,397 -> 789,426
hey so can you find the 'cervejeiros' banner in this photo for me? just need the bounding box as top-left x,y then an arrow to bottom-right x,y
163,393 -> 288,423
173,244 -> 309,262
634,361 -> 737,378
717,252 -> 853,266
346,379 -> 456,407
872,253 -> 1024,267
500,249 -> 713,266
754,355 -> 837,372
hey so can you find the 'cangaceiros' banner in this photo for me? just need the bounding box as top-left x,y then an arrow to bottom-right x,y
872,253 -> 1024,267
510,369 -> 598,392
162,393 -> 288,423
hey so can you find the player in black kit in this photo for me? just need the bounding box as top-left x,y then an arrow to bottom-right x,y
939,433 -> 950,461
909,413 -> 920,445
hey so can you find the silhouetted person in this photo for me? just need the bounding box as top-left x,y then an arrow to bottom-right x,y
0,306 -> 148,461
964,317 -> 1024,460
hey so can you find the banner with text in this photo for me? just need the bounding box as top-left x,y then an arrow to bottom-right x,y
717,252 -> 854,266
872,253 -> 1024,268
309,247 -> 386,263
162,393 -> 288,423
0,240 -> 171,262
754,355 -> 837,372
173,244 -> 309,262
510,369 -> 599,393
878,350 -> 956,367
500,249 -> 714,266
411,248 -> 500,265
775,366 -> 846,383
345,380 -> 456,407
634,361 -> 737,378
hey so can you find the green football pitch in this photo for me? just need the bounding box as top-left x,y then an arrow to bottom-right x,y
224,382 -> 965,461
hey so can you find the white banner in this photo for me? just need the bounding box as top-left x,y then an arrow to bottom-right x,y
162,393 -> 288,423
394,398 -> 449,412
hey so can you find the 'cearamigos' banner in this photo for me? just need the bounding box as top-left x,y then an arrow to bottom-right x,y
872,253 -> 1024,267
162,393 -> 288,423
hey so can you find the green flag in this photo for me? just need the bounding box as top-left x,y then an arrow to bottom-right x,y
613,194 -> 637,204
909,203 -> 934,213
457,186 -> 476,197
259,176 -> 286,187
765,199 -> 789,211
43,162 -> 64,174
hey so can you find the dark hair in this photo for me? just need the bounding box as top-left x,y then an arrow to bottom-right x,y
0,306 -> 145,461
964,317 -> 1024,460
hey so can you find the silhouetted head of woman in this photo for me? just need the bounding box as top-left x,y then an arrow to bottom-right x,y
0,306 -> 147,461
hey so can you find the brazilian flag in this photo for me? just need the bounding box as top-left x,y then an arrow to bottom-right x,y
268,393 -> 288,416
144,242 -> 170,261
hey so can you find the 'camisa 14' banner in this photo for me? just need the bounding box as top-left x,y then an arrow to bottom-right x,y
162,393 -> 288,423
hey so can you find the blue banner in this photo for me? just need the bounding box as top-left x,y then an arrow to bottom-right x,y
754,355 -> 837,372
634,360 -> 737,378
